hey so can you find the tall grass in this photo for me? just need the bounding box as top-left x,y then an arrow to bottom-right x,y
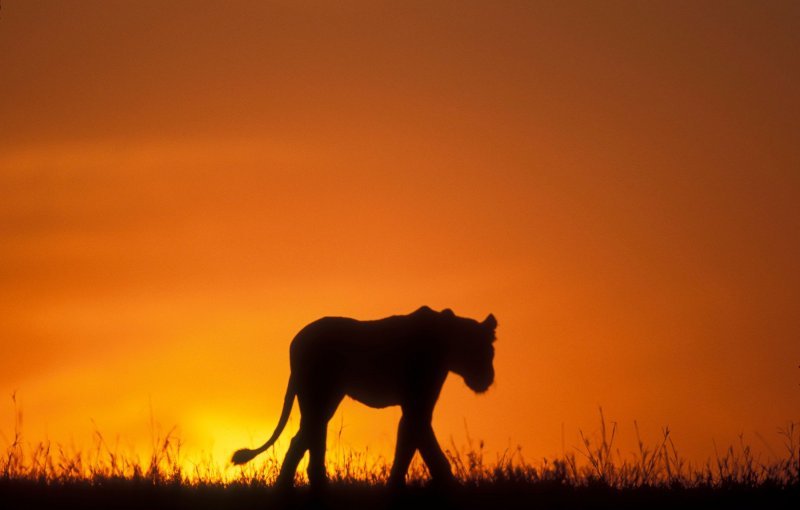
443,408 -> 799,490
1,399 -> 798,490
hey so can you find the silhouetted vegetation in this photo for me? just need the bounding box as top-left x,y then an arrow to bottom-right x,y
2,402 -> 798,508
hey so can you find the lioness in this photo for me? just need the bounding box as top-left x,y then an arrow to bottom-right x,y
232,306 -> 497,487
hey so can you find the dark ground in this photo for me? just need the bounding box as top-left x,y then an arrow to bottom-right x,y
2,480 -> 798,510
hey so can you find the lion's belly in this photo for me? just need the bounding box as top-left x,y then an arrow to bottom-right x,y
346,380 -> 401,409
342,363 -> 405,408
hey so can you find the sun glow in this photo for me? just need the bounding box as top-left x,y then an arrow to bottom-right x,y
2,1 -> 799,478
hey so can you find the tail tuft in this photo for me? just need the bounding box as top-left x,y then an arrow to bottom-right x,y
231,374 -> 296,467
231,448 -> 259,465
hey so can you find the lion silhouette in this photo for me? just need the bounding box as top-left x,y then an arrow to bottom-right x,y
231,306 -> 497,488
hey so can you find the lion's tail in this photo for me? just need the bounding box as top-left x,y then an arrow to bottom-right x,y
231,373 -> 296,465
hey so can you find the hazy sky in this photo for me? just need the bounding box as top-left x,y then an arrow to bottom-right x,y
1,1 -> 798,472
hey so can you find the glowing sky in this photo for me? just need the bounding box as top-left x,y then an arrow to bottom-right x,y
1,1 -> 799,472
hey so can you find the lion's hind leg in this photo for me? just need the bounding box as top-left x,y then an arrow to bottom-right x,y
275,427 -> 307,488
305,416 -> 328,487
293,391 -> 342,489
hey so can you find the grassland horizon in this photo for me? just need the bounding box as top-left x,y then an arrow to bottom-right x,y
3,397 -> 798,508
3,397 -> 798,487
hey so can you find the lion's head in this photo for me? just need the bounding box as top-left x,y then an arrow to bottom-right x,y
439,309 -> 497,394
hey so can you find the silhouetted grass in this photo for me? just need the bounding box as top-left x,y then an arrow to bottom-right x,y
1,401 -> 798,508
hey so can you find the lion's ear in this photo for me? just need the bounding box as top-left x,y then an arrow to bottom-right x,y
442,308 -> 455,317
483,313 -> 497,331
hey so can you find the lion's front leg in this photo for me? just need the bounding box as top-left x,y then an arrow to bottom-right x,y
388,415 -> 416,487
417,423 -> 455,486
389,409 -> 455,488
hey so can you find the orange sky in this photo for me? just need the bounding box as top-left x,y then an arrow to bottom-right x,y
1,1 -> 799,473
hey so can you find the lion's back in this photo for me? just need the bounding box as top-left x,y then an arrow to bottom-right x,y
288,312 -> 444,407
290,317 -> 357,368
